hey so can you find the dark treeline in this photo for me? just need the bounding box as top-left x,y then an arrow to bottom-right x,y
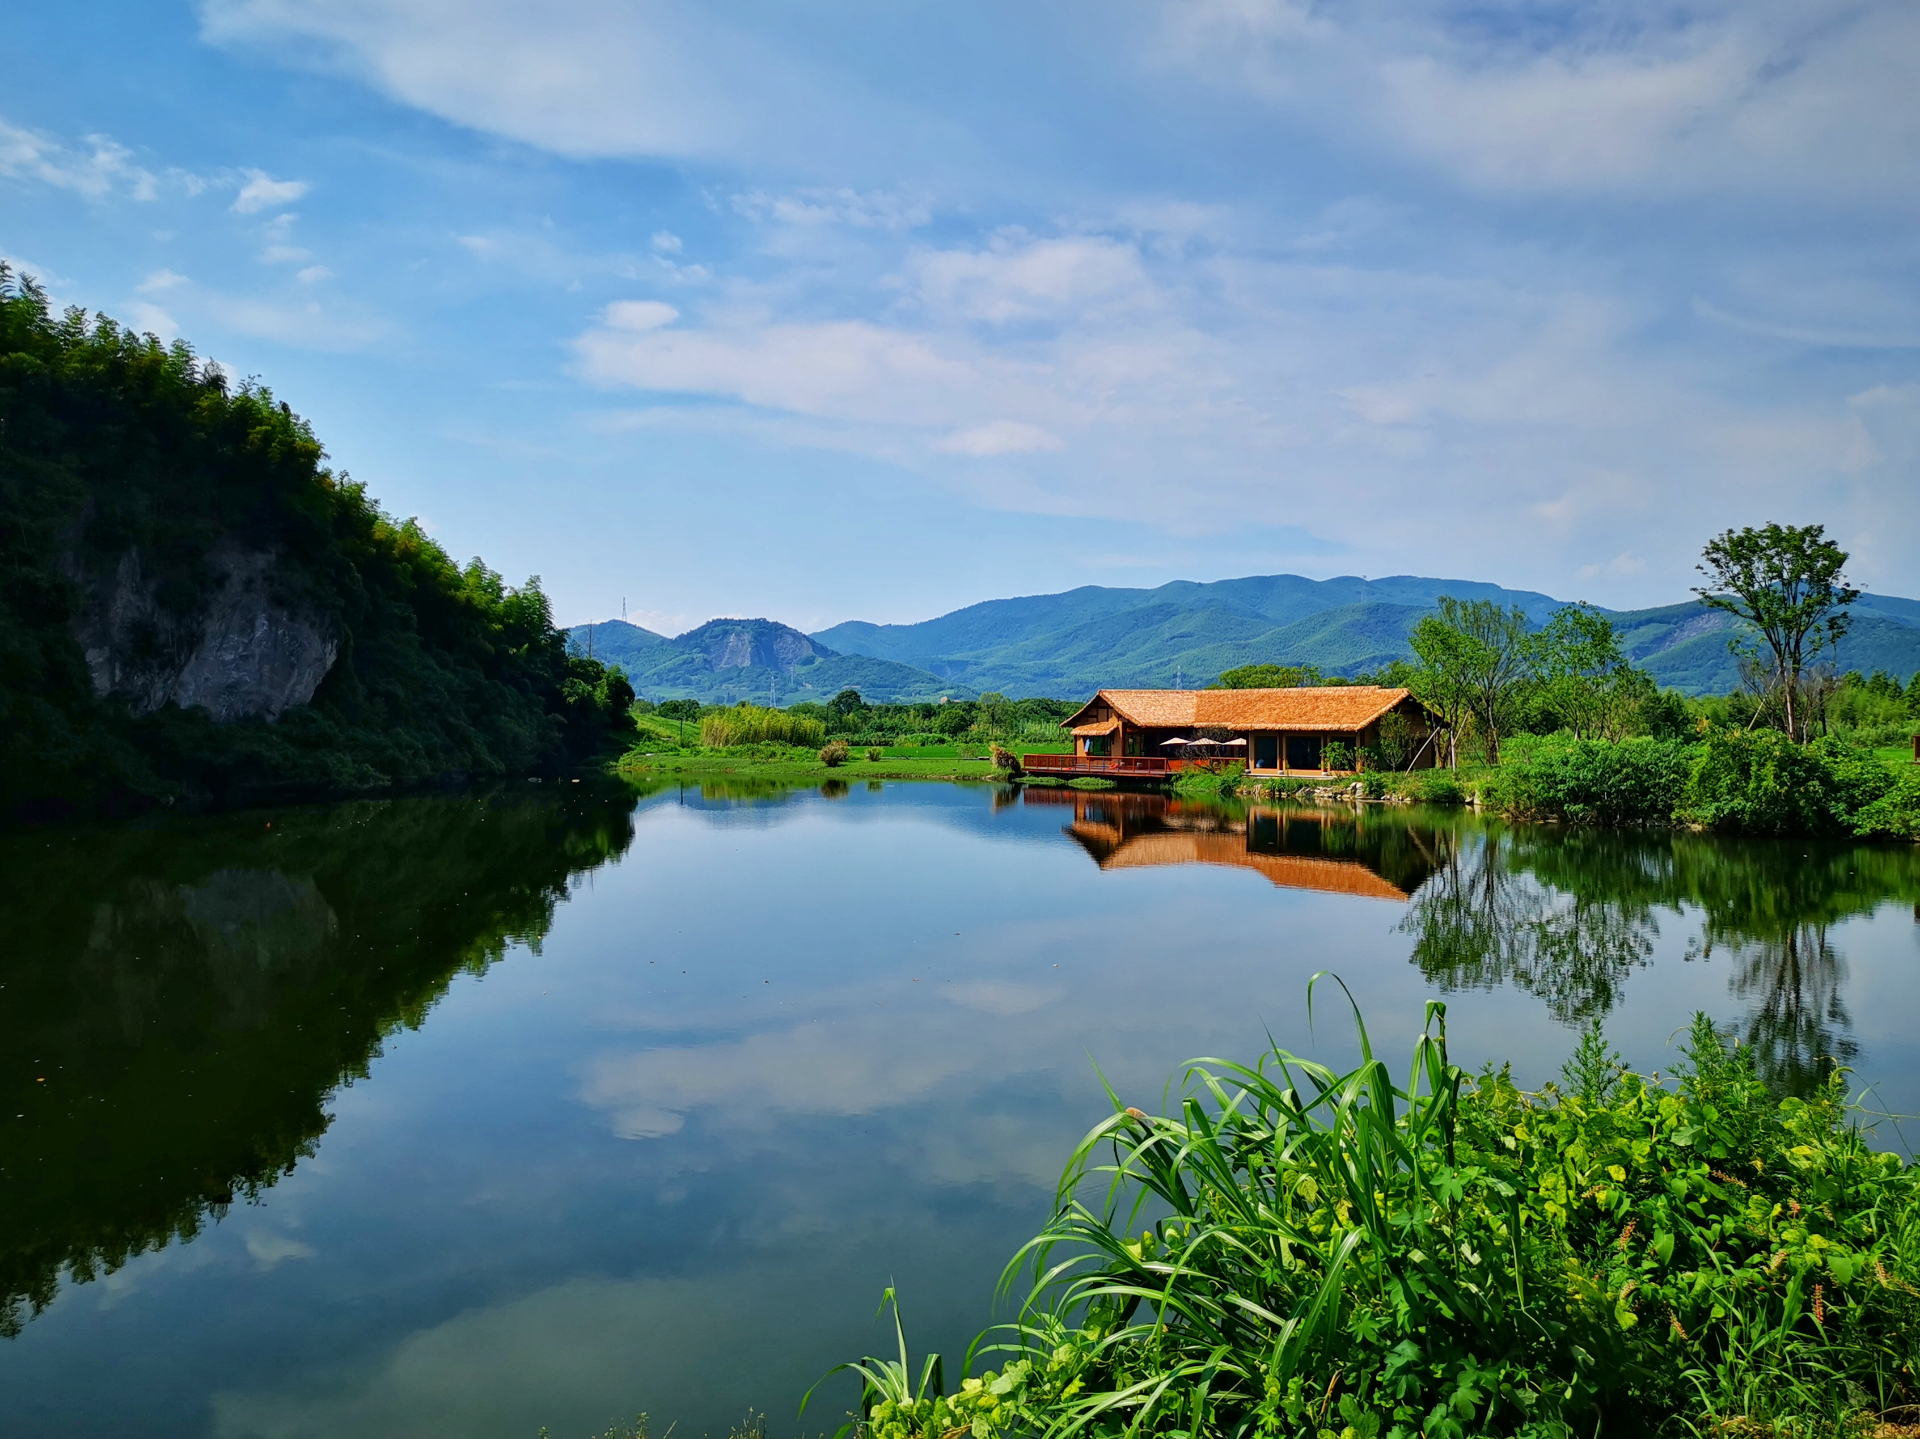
0,272 -> 634,819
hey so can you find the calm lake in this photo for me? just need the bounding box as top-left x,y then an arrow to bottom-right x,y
4,780 -> 1918,1438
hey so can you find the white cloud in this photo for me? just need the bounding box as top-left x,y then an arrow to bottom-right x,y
232,168 -> 310,214
649,230 -> 681,253
910,234 -> 1154,326
259,244 -> 312,265
0,116 -> 157,200
936,420 -> 1064,457
575,315 -> 992,427
1692,299 -> 1920,351
138,268 -> 190,293
243,1231 -> 314,1269
198,0 -> 886,166
1166,0 -> 1920,202
296,264 -> 332,284
732,187 -> 930,232
124,301 -> 182,341
601,299 -> 678,332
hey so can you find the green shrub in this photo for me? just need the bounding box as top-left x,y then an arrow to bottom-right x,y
1484,736 -> 1695,825
1853,770 -> 1920,839
698,705 -> 827,748
866,746 -> 883,762
1322,739 -> 1354,772
845,996 -> 1920,1439
819,740 -> 850,768
1408,769 -> 1465,805
1678,728 -> 1849,835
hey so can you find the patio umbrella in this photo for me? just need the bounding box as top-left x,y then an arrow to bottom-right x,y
1159,737 -> 1190,745
1218,737 -> 1248,746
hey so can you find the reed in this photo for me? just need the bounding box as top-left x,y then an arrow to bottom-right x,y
698,706 -> 827,748
836,982 -> 1920,1439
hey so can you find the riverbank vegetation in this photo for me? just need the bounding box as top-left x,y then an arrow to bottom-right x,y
831,993 -> 1920,1439
0,274 -> 634,820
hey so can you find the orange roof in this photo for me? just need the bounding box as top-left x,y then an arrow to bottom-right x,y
1068,825 -> 1412,900
1063,687 -> 1416,733
1070,718 -> 1121,737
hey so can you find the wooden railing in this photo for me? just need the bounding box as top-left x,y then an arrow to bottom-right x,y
1020,753 -> 1172,775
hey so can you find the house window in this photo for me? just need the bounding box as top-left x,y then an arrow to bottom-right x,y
1286,735 -> 1322,770
1086,736 -> 1110,756
1254,735 -> 1278,770
1125,734 -> 1143,757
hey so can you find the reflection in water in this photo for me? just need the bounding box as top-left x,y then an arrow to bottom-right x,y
1403,824 -> 1920,1093
2,781 -> 1917,1439
0,785 -> 637,1338
1401,829 -> 1659,1026
1033,789 -> 1441,900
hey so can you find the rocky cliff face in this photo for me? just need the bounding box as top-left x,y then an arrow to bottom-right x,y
68,545 -> 339,722
684,618 -> 824,673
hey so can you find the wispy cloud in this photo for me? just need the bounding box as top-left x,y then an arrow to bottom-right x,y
0,116 -> 158,200
232,168 -> 310,213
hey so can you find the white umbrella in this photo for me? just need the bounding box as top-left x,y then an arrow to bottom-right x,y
1159,737 -> 1190,746
1219,737 -> 1248,747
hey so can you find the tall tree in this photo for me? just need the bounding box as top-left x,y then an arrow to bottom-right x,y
1538,603 -> 1641,740
1407,616 -> 1472,768
1694,523 -> 1857,743
1411,597 -> 1536,765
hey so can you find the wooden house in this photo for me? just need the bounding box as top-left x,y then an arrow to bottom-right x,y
1024,686 -> 1441,780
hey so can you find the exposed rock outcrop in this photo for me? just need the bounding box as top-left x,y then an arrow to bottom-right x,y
685,618 -> 823,673
68,545 -> 338,722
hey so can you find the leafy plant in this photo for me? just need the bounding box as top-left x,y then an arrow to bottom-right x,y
840,986 -> 1920,1439
1483,736 -> 1694,825
820,740 -> 851,767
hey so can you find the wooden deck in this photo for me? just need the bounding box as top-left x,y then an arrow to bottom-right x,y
1020,754 -> 1244,779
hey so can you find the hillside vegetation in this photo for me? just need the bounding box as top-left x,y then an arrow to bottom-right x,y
809,575 -> 1920,698
0,271 -> 633,817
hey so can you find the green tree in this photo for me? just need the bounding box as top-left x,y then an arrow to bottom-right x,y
1411,597 -> 1536,765
827,688 -> 867,724
1537,604 -> 1645,740
1694,523 -> 1858,743
1211,662 -> 1323,689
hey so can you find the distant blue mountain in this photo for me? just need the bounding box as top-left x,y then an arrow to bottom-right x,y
809,573 -> 1920,698
566,617 -> 971,704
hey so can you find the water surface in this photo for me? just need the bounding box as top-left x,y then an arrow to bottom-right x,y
3,781 -> 1917,1438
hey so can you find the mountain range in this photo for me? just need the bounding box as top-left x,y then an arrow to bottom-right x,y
566,617 -> 976,704
569,573 -> 1920,703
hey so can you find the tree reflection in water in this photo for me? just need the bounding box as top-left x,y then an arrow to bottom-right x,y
0,785 -> 638,1338
1402,823 -> 1920,1095
1401,829 -> 1658,1026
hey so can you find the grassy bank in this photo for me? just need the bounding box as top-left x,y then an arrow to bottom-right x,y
615,711 -> 1071,787
830,991 -> 1920,1439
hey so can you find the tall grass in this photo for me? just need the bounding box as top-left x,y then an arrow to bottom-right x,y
699,705 -> 826,748
839,981 -> 1920,1439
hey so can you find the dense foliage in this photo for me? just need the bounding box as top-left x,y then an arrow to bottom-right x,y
1483,732 -> 1918,838
846,998 -> 1920,1438
0,270 -> 631,815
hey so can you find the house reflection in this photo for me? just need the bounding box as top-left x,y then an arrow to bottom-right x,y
1027,788 -> 1441,900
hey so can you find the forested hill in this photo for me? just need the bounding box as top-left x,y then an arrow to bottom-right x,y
812,574 -> 1920,697
0,270 -> 633,818
567,617 -> 971,704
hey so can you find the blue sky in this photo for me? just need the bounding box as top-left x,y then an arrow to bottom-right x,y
5,0 -> 1917,633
